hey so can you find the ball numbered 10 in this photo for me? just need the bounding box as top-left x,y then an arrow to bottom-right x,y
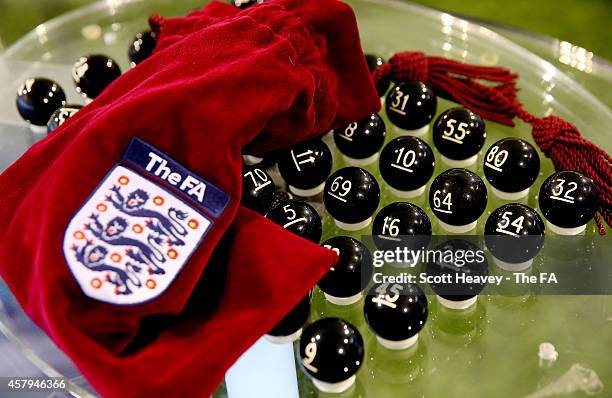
379,136 -> 435,198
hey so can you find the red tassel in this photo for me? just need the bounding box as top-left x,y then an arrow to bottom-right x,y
375,51 -> 612,234
516,110 -> 612,235
373,51 -> 520,126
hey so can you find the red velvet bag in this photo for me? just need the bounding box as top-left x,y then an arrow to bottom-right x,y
0,1 -> 379,396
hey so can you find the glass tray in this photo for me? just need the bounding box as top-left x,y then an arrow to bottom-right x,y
0,1 -> 610,397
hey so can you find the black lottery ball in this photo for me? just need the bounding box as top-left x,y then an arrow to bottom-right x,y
432,107 -> 486,163
483,138 -> 540,195
266,199 -> 322,243
379,136 -> 435,194
319,236 -> 373,300
426,239 -> 489,303
323,167 -> 380,226
372,202 -> 431,251
72,54 -> 121,100
429,168 -> 488,229
128,30 -> 157,67
385,81 -> 437,132
365,53 -> 389,97
266,190 -> 293,213
268,294 -> 311,340
16,78 -> 66,126
277,139 -> 332,196
485,204 -> 545,266
47,104 -> 82,134
364,283 -> 428,344
538,171 -> 598,231
299,318 -> 364,384
333,113 -> 386,161
241,164 -> 275,214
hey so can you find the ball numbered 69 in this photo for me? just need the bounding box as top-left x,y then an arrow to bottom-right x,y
323,167 -> 380,231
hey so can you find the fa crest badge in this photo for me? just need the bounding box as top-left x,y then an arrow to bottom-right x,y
63,138 -> 229,305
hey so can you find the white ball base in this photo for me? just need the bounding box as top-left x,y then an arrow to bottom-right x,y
312,375 -> 356,394
440,154 -> 478,168
324,292 -> 362,306
546,221 -> 586,236
335,217 -> 372,231
289,183 -> 325,198
243,155 -> 264,165
393,124 -> 429,137
376,334 -> 419,350
28,124 -> 48,134
492,256 -> 533,272
437,295 -> 478,310
84,97 -> 94,104
388,185 -> 426,199
264,328 -> 302,344
491,186 -> 530,201
438,220 -> 477,234
342,152 -> 379,167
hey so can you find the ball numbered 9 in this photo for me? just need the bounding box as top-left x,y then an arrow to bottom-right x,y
538,171 -> 598,235
483,138 -> 540,199
323,167 -> 380,231
266,199 -> 322,243
379,136 -> 435,198
432,107 -> 486,167
429,168 -> 488,233
333,113 -> 386,165
299,318 -> 364,393
277,139 -> 332,197
385,81 -> 437,136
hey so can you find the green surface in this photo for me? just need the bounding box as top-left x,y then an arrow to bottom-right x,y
0,0 -> 611,61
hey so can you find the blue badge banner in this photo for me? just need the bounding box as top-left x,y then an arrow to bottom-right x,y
122,137 -> 229,218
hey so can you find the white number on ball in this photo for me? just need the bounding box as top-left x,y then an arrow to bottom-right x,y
433,190 -> 452,213
382,216 -> 400,236
392,147 -> 416,173
497,211 -> 524,235
485,145 -> 509,171
390,89 -> 409,115
550,178 -> 577,204
371,283 -> 403,309
442,119 -> 469,144
302,342 -> 318,373
330,176 -> 352,197
243,168 -> 271,192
